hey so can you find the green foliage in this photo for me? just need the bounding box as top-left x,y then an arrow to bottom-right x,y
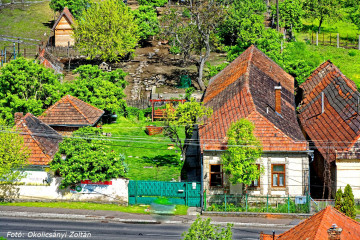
51,127 -> 125,188
169,45 -> 181,55
154,197 -> 173,205
133,6 -> 160,41
182,216 -> 233,240
349,49 -> 357,57
303,0 -> 340,32
164,98 -> 213,159
342,185 -> 356,219
206,62 -> 229,79
63,65 -> 128,115
0,58 -> 62,124
217,0 -> 266,46
271,0 -> 303,31
222,119 -> 263,186
73,0 -> 139,62
335,188 -> 343,211
0,119 -> 29,182
185,87 -> 195,100
49,0 -> 89,18
137,0 -> 167,7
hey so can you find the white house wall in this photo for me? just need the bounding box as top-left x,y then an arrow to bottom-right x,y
336,160 -> 360,198
203,151 -> 309,198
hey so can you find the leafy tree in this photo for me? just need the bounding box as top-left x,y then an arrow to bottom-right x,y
133,6 -> 160,42
0,58 -> 62,124
304,0 -> 340,33
137,0 -> 167,7
0,119 -> 30,201
222,119 -> 263,187
271,0 -> 303,35
161,1 -> 225,90
50,127 -> 125,188
49,0 -> 89,18
342,184 -> 356,219
63,65 -> 128,115
334,188 -> 343,211
182,216 -> 233,240
218,0 -> 266,46
73,0 -> 139,62
164,98 -> 213,160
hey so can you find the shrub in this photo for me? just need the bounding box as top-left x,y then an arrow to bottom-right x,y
349,49 -> 357,57
137,0 -> 167,7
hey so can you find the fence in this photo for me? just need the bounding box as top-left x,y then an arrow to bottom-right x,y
126,99 -> 151,109
310,32 -> 360,50
0,0 -> 49,8
205,193 -> 311,214
128,180 -> 201,207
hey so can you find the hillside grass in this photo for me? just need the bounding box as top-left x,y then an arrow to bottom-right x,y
102,117 -> 185,181
0,2 -> 54,51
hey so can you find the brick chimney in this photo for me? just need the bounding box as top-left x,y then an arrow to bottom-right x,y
275,85 -> 282,114
327,224 -> 342,240
14,112 -> 23,125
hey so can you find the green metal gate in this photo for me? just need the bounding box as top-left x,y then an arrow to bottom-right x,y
128,180 -> 201,207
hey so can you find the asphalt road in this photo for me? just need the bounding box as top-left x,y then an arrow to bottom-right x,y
0,217 -> 288,240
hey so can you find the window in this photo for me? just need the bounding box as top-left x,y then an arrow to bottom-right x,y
249,164 -> 260,188
210,164 -> 223,187
272,164 -> 285,187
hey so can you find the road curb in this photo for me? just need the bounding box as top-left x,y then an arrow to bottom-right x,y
0,211 -> 294,228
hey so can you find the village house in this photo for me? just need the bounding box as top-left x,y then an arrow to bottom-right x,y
298,61 -> 360,199
14,112 -> 62,184
199,46 -> 312,201
38,95 -> 104,136
51,7 -> 75,47
260,206 -> 360,239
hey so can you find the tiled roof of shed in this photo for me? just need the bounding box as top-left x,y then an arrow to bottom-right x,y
51,7 -> 74,31
260,206 -> 360,240
15,113 -> 62,165
200,45 -> 307,152
298,61 -> 360,161
39,95 -> 104,127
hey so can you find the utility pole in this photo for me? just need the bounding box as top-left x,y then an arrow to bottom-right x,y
276,0 -> 279,32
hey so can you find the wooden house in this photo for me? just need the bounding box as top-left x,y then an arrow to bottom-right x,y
52,7 -> 75,47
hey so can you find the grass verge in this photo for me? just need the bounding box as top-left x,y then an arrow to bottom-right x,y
0,201 -> 189,215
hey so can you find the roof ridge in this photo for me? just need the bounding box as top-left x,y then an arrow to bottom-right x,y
39,96 -> 64,119
51,7 -> 74,31
313,206 -> 331,240
66,95 -> 92,124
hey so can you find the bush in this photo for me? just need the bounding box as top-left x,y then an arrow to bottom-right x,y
349,49 -> 357,56
137,0 -> 167,7
342,185 -> 356,219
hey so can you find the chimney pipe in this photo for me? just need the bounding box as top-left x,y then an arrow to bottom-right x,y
321,92 -> 325,114
14,112 -> 23,125
328,224 -> 342,240
275,86 -> 282,114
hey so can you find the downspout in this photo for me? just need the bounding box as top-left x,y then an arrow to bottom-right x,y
200,151 -> 204,213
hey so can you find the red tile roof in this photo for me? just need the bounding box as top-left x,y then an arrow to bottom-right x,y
15,113 -> 62,165
51,7 -> 74,31
199,45 -> 307,152
260,206 -> 360,240
298,61 -> 360,162
39,95 -> 104,127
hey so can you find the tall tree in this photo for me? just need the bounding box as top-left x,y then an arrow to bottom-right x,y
50,127 -> 126,189
0,58 -> 62,124
222,119 -> 263,188
164,98 -> 213,160
0,119 -> 30,201
133,6 -> 160,42
161,0 -> 225,90
304,0 -> 340,33
342,184 -> 356,219
334,188 -> 343,211
73,0 -> 139,62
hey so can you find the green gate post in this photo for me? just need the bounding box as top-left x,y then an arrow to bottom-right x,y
204,190 -> 207,210
225,193 -> 227,212
13,43 -> 16,60
185,183 -> 188,206
245,194 -> 248,212
288,195 -> 290,213
266,195 -> 269,212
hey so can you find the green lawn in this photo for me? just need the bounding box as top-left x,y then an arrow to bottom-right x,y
102,117 -> 185,181
0,201 -> 189,215
0,2 -> 54,52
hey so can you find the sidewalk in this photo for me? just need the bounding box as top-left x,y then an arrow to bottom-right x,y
0,205 -> 303,228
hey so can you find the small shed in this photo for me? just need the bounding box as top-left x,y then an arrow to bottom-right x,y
52,7 -> 75,47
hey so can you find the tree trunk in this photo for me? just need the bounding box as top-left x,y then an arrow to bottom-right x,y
196,34 -> 211,91
318,17 -> 323,33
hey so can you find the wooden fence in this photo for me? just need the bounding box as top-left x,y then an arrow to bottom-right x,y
310,32 -> 360,50
126,99 -> 151,109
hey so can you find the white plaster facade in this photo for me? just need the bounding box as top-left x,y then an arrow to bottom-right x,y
203,151 -> 310,199
15,173 -> 129,204
336,160 -> 360,198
